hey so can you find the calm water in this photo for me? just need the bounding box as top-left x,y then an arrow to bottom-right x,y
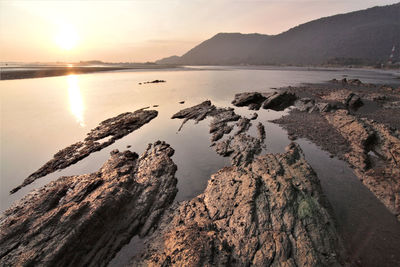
1,66 -> 400,265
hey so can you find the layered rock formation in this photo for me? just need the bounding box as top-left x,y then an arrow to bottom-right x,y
325,110 -> 400,220
11,109 -> 158,193
131,143 -> 344,266
0,141 -> 177,267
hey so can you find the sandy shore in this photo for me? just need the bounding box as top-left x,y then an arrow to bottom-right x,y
0,65 -> 179,80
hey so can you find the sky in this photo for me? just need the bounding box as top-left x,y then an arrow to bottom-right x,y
0,0 -> 398,63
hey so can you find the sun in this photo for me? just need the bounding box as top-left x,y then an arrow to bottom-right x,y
55,25 -> 78,50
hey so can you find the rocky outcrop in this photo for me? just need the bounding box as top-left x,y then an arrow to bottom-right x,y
262,91 -> 297,111
325,110 -> 400,220
232,92 -> 267,110
209,108 -> 241,142
321,90 -> 363,109
131,143 -> 344,266
231,91 -> 297,111
173,101 -> 265,166
11,109 -> 158,194
0,141 -> 178,267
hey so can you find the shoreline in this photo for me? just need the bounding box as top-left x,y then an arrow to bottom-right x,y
0,65 -> 180,80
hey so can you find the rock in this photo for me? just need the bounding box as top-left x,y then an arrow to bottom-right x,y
321,90 -> 363,110
179,101 -> 185,104
256,122 -> 266,141
250,112 -> 258,120
130,143 -> 344,266
235,117 -> 251,135
209,108 -> 241,142
153,104 -> 159,107
346,93 -> 363,109
171,100 -> 215,128
143,80 -> 166,84
325,110 -> 400,220
0,141 -> 178,267
11,109 -> 158,194
295,98 -> 315,112
231,92 -> 267,110
215,133 -> 263,166
262,91 -> 297,111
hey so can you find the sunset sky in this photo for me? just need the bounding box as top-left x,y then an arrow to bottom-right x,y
0,0 -> 398,63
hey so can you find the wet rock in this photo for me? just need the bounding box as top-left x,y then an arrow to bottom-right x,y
231,92 -> 267,110
171,100 -> 216,131
325,110 -> 400,220
142,80 -> 166,84
250,112 -> 258,120
262,91 -> 297,111
235,117 -> 251,135
0,142 -> 178,267
131,143 -> 344,266
209,108 -> 241,142
215,134 -> 263,166
256,122 -> 266,141
11,109 -> 158,194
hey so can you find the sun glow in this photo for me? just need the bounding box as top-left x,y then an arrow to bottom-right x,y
67,75 -> 85,127
55,25 -> 78,50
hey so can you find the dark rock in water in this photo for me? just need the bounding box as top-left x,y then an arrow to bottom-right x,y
172,101 -> 241,135
131,143 -> 344,266
172,100 -> 215,121
10,109 -> 158,194
142,80 -> 166,84
231,92 -> 267,110
215,133 -> 263,166
0,141 -> 178,267
262,91 -> 297,111
250,112 -> 258,120
257,122 -> 266,141
209,108 -> 241,142
235,117 -> 251,135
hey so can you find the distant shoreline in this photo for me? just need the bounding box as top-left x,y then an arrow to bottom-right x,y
0,65 -> 179,80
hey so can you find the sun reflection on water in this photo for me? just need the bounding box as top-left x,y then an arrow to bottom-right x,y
67,75 -> 85,127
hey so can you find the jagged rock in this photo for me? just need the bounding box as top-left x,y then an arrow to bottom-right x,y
256,122 -> 266,141
262,91 -> 297,111
321,90 -> 363,109
231,92 -> 267,110
209,108 -> 241,142
235,117 -> 252,135
215,134 -> 263,166
131,143 -> 344,266
250,112 -> 258,120
0,141 -> 178,267
172,100 -> 216,131
11,109 -> 158,194
141,80 -> 166,84
294,98 -> 315,112
325,110 -> 400,220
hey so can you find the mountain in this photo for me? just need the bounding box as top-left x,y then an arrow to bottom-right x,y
156,3 -> 400,66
